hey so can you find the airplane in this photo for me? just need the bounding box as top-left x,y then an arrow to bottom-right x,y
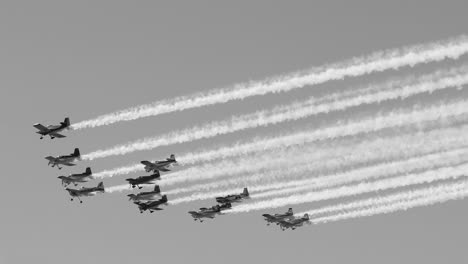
188,205 -> 221,222
57,167 -> 93,187
216,188 -> 249,204
278,214 -> 310,231
45,148 -> 81,169
189,202 -> 232,222
127,185 -> 162,202
33,117 -> 70,139
134,195 -> 168,213
65,182 -> 105,203
125,171 -> 161,189
262,208 -> 294,225
141,154 -> 177,173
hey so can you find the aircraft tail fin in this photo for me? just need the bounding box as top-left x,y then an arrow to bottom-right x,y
97,182 -> 104,191
61,117 -> 70,127
161,195 -> 168,202
154,185 -> 161,193
73,148 -> 81,158
153,170 -> 161,177
303,213 -> 309,220
288,208 -> 293,214
169,154 -> 176,161
85,167 -> 92,175
243,187 -> 249,197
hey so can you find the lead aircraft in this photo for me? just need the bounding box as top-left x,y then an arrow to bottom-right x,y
33,117 -> 70,139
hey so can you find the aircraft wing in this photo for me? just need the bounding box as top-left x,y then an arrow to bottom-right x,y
33,123 -> 49,131
45,156 -> 56,161
158,167 -> 171,172
49,132 -> 66,138
61,162 -> 76,166
141,161 -> 154,166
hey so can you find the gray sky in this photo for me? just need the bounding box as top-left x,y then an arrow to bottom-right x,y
1,1 -> 468,263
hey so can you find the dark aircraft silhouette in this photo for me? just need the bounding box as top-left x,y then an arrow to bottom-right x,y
189,202 -> 232,222
65,182 -> 105,203
141,154 -> 177,173
189,205 -> 221,222
58,167 -> 93,187
216,188 -> 249,204
45,148 -> 81,169
278,214 -> 310,231
262,208 -> 294,225
127,185 -> 162,201
125,171 -> 161,189
134,195 -> 168,213
34,117 -> 70,139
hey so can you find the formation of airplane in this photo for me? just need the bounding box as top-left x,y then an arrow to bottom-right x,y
126,171 -> 161,189
34,117 -> 70,139
36,118 -> 314,229
45,148 -> 81,169
58,167 -> 93,187
65,182 -> 105,203
127,185 -> 162,201
216,188 -> 249,204
277,214 -> 310,231
141,154 -> 177,173
262,208 -> 294,225
134,195 -> 168,213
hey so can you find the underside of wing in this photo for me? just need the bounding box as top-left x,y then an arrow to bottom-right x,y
49,132 -> 66,138
62,162 -> 76,166
33,123 -> 48,131
158,167 -> 171,172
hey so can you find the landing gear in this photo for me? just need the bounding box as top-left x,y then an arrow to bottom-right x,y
40,136 -> 43,139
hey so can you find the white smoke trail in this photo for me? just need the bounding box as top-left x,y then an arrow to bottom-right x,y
106,124 -> 468,194
250,147 -> 468,200
72,35 -> 468,130
229,163 -> 468,213
301,180 -> 468,218
159,101 -> 468,187
170,146 -> 468,204
82,70 -> 468,161
310,180 -> 468,224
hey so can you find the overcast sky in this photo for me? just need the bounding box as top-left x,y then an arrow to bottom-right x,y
1,1 -> 468,263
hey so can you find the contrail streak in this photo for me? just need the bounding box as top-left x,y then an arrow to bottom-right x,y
300,180 -> 468,218
170,146 -> 468,204
72,35 -> 468,130
156,101 -> 468,187
229,163 -> 468,213
250,147 -> 468,200
82,69 -> 468,160
166,124 -> 468,195
309,180 -> 468,224
107,124 -> 468,194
